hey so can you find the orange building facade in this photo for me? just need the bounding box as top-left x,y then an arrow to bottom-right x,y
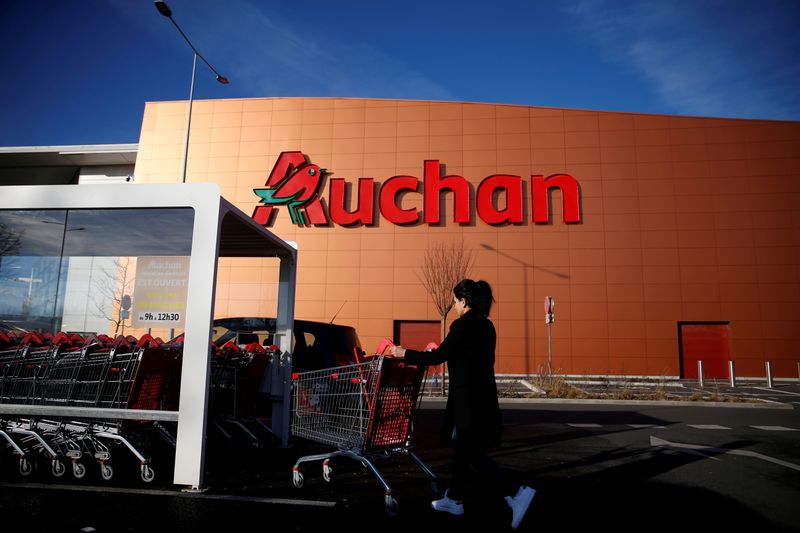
133,97 -> 800,378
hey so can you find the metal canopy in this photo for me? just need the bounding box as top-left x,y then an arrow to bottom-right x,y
218,198 -> 296,258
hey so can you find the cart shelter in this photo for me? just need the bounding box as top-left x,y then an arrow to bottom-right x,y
0,183 -> 297,489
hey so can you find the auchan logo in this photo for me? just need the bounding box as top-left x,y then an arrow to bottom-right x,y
252,151 -> 581,227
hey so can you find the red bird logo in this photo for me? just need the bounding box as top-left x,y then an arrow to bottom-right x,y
253,151 -> 326,227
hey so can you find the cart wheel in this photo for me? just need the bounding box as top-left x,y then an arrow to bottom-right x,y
100,463 -> 114,481
322,462 -> 333,482
51,459 -> 66,478
72,462 -> 86,479
19,458 -> 33,476
140,464 -> 155,483
292,470 -> 304,489
385,495 -> 400,516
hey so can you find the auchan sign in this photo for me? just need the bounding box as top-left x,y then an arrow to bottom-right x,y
252,151 -> 581,227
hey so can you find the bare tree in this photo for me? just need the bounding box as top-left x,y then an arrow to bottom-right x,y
0,223 -> 23,299
417,240 -> 474,396
91,257 -> 135,336
0,223 -> 22,256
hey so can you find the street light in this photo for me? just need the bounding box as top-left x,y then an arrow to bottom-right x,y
42,218 -> 85,331
13,267 -> 42,316
154,1 -> 229,183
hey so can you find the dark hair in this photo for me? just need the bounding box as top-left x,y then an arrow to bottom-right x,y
453,278 -> 494,316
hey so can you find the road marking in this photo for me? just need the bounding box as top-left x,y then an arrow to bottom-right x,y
627,424 -> 666,429
752,387 -> 800,396
0,482 -> 337,507
650,436 -> 800,472
687,424 -> 730,430
750,426 -> 798,431
517,380 -> 545,393
567,423 -> 602,428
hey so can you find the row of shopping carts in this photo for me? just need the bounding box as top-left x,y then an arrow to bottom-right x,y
290,342 -> 438,516
208,337 -> 277,449
0,330 -> 180,482
2,327 -> 432,513
0,329 -> 277,483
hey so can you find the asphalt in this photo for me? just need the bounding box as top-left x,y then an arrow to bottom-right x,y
1,379 -> 798,532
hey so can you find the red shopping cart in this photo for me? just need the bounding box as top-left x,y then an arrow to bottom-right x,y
290,354 -> 438,515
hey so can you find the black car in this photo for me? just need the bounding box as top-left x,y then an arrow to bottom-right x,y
211,317 -> 362,371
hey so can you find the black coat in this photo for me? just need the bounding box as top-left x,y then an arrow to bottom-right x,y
404,310 -> 502,448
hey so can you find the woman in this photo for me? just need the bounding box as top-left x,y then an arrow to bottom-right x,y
391,279 -> 535,529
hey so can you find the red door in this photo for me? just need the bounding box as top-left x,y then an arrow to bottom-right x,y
394,320 -> 441,377
679,322 -> 730,379
394,320 -> 440,350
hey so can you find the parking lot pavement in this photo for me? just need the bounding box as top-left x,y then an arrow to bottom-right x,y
1,400 -> 798,532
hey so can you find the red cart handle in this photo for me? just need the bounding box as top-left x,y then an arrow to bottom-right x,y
375,337 -> 395,356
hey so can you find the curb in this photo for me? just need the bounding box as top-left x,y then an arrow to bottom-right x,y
419,396 -> 794,409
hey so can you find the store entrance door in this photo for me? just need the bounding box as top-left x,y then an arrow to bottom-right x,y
679,322 -> 731,379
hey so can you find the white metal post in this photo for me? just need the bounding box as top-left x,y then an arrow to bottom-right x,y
697,360 -> 704,389
544,296 -> 554,377
172,186 -> 221,490
728,360 -> 736,387
547,322 -> 553,377
273,247 -> 297,447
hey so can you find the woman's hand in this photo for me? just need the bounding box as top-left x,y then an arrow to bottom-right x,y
390,346 -> 406,359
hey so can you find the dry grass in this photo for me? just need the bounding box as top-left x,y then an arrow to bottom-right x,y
526,367 -> 588,398
507,369 -> 748,403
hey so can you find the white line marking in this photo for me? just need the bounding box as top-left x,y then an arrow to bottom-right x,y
0,482 -> 336,507
567,423 -> 603,428
750,426 -> 798,431
627,424 -> 666,429
517,380 -> 545,393
650,436 -> 800,472
752,387 -> 800,396
687,424 -> 730,430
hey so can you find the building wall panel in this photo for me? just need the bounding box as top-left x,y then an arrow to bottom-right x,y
134,98 -> 800,377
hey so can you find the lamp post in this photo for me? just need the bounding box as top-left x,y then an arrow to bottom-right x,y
155,1 -> 229,183
14,267 -> 42,316
42,218 -> 85,331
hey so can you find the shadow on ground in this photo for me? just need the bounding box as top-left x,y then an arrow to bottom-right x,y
0,407 -> 796,533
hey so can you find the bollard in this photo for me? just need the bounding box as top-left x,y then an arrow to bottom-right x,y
697,360 -> 704,389
766,361 -> 773,388
728,360 -> 736,387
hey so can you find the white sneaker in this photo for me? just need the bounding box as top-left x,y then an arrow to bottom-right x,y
505,485 -> 535,529
431,489 -> 464,515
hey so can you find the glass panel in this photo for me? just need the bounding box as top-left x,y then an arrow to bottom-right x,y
0,210 -> 68,332
63,209 -> 194,257
0,208 -> 194,339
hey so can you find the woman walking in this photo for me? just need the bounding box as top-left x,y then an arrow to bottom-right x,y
391,279 -> 535,529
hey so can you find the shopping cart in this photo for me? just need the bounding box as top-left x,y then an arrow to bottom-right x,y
290,354 -> 437,516
209,340 -> 276,448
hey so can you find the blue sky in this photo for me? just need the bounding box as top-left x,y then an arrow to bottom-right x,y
1,0 -> 798,146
